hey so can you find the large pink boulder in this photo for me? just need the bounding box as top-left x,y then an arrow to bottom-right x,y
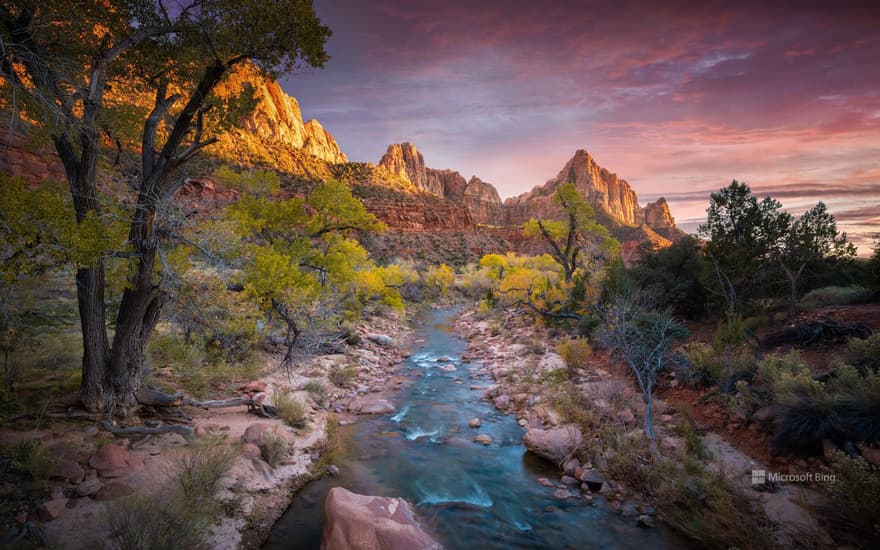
522,426 -> 582,464
321,487 -> 442,550
349,396 -> 396,415
88,444 -> 144,478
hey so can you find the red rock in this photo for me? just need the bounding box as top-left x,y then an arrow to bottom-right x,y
75,478 -> 102,497
37,498 -> 69,521
242,443 -> 262,459
523,426 -> 583,463
241,423 -> 276,446
321,487 -> 441,550
858,444 -> 880,466
50,459 -> 85,484
95,481 -> 135,501
49,485 -> 64,500
88,445 -> 144,478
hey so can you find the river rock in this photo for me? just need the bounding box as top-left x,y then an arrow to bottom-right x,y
321,487 -> 442,550
75,478 -> 102,497
439,364 -> 456,371
37,498 -> 68,521
468,418 -> 481,428
474,434 -> 492,445
493,395 -> 510,409
241,423 -> 275,446
560,475 -> 579,486
638,514 -> 655,528
327,465 -> 340,477
88,444 -> 144,478
367,334 -> 394,347
580,469 -> 605,492
553,488 -> 573,500
522,426 -> 582,463
563,458 -> 581,477
620,502 -> 640,517
95,481 -> 135,501
349,396 -> 396,415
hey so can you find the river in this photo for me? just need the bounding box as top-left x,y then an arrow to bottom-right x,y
265,307 -> 682,549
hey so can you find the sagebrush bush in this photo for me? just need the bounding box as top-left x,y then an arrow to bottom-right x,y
684,342 -> 754,392
260,428 -> 288,467
273,389 -> 307,428
104,493 -> 205,550
755,351 -> 809,386
844,334 -> 880,375
556,337 -> 591,379
303,380 -> 328,407
329,364 -> 357,388
800,285 -> 872,309
166,436 -> 237,504
824,452 -> 880,547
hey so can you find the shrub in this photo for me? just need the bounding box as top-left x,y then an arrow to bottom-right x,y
104,493 -> 205,550
166,436 -> 238,504
823,452 -> 880,547
273,390 -> 308,429
844,334 -> 880,375
771,374 -> 838,457
556,337 -> 591,379
755,351 -> 809,386
800,285 -> 872,309
260,429 -> 288,467
13,439 -> 53,481
303,380 -> 329,407
658,459 -> 774,549
831,366 -> 880,444
684,342 -> 754,392
329,364 -> 357,388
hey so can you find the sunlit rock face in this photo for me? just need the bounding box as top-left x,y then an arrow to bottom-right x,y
220,63 -> 348,164
640,197 -> 675,228
378,143 -> 504,225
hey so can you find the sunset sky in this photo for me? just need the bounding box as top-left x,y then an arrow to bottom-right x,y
281,0 -> 880,249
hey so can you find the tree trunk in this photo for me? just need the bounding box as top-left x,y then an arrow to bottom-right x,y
644,379 -> 655,440
76,264 -> 111,411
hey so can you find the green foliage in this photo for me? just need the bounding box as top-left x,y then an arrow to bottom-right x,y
843,334 -> 880,375
683,342 -> 754,392
329,364 -> 357,388
12,439 -> 54,482
104,493 -> 206,550
273,389 -> 308,428
556,337 -> 592,379
303,380 -> 329,407
260,429 -> 288,468
167,436 -> 238,505
421,264 -> 455,298
630,236 -> 708,319
800,285 -> 872,309
658,459 -> 774,549
214,166 -> 280,197
825,452 -> 880,546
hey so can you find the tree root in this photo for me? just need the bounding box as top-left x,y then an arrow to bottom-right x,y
102,419 -> 195,441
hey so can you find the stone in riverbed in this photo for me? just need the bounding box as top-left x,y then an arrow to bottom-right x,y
563,458 -> 581,477
580,469 -> 605,492
349,396 -> 396,415
321,487 -> 441,550
474,434 -> 492,445
638,514 -> 655,528
367,334 -> 394,347
522,426 -> 582,463
553,489 -> 573,500
560,475 -> 580,486
468,418 -> 481,428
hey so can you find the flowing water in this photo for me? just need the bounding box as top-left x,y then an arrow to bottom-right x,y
265,308 -> 684,549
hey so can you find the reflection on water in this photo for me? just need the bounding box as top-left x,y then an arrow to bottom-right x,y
264,308 -> 683,549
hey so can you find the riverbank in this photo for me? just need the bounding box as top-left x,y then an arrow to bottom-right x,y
0,309 -> 412,549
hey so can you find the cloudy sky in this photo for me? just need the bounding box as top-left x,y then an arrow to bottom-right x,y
281,0 -> 880,250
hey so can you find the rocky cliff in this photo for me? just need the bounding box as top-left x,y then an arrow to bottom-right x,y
503,149 -> 684,241
221,64 -> 347,164
377,143 -> 505,226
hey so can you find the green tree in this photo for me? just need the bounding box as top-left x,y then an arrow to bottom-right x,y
775,202 -> 855,315
699,181 -> 790,316
631,236 -> 708,319
0,1 -> 330,412
229,178 -> 394,370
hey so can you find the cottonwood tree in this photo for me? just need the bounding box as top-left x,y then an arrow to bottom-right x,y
0,1 -> 330,413
229,177 -> 398,371
598,291 -> 688,443
516,184 -> 619,320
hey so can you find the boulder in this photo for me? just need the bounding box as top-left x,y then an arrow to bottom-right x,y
563,458 -> 581,477
37,498 -> 68,521
580,469 -> 605,492
88,444 -> 144,478
349,396 -> 396,415
74,478 -> 102,497
51,459 -> 85,484
367,334 -> 394,347
522,426 -> 582,463
241,423 -> 276,446
242,443 -> 262,459
321,487 -> 442,550
560,475 -> 579,486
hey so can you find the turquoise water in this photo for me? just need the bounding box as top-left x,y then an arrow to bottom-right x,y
265,308 -> 683,549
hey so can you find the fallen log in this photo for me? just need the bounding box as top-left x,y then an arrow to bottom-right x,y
102,419 -> 195,441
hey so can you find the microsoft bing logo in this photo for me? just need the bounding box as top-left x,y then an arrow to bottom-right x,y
751,469 -> 766,484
